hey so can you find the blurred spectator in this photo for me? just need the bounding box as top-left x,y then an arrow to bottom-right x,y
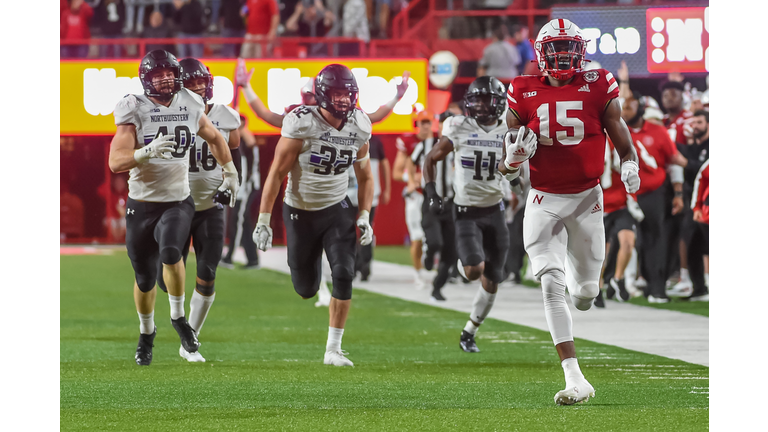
173,0 -> 206,58
104,173 -> 129,242
511,24 -> 535,76
342,0 -> 370,44
477,22 -> 520,79
96,0 -> 127,58
286,0 -> 333,37
219,0 -> 246,58
374,0 -> 390,39
123,0 -> 146,35
61,183 -> 85,240
142,10 -> 175,55
661,80 -> 692,146
61,0 -> 94,59
690,160 -> 709,299
668,110 -> 709,301
209,0 -> 222,32
241,0 -> 279,58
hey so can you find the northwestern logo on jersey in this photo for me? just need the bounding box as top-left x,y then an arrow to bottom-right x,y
467,139 -> 503,148
150,114 -> 190,122
319,133 -> 357,147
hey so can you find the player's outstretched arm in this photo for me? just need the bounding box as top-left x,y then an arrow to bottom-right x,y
603,98 -> 641,193
367,71 -> 410,124
242,85 -> 286,128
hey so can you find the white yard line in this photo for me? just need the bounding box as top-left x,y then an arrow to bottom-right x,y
260,247 -> 708,367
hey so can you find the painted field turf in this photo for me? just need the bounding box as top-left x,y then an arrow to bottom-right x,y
61,252 -> 708,431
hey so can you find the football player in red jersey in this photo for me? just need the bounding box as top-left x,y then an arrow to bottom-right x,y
498,18 -> 640,405
661,80 -> 693,146
596,140 -> 643,308
621,92 -> 688,303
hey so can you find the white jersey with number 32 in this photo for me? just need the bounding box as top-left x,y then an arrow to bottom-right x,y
443,115 -> 507,208
188,104 -> 241,211
114,88 -> 205,202
281,105 -> 372,211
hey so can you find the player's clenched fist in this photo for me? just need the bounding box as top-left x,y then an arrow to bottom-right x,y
356,210 -> 373,246
621,161 -> 641,194
504,126 -> 537,169
218,162 -> 240,208
134,133 -> 176,163
253,213 -> 273,251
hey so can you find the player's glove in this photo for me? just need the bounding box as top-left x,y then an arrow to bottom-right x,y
235,58 -> 254,88
620,161 -> 641,194
424,182 -> 443,215
357,210 -> 374,246
253,213 -> 273,251
504,126 -> 537,169
217,162 -> 240,208
134,133 -> 176,164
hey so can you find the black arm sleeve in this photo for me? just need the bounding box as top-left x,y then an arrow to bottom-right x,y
230,147 -> 242,185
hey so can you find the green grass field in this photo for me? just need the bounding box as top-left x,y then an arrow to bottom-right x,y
61,251 -> 709,431
374,246 -> 709,317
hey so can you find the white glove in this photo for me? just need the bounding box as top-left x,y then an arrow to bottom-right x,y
504,126 -> 537,169
626,195 -> 645,222
621,161 -> 641,194
253,213 -> 273,251
218,161 -> 240,208
134,133 -> 176,164
356,210 -> 373,246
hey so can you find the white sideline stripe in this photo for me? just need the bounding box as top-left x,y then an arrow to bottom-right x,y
259,247 -> 709,367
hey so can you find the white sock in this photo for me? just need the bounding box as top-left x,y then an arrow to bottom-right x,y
138,311 -> 155,334
189,291 -> 215,334
680,268 -> 690,282
169,294 -> 185,320
562,357 -> 584,385
326,327 -> 344,353
464,320 -> 479,335
413,269 -> 422,280
469,288 -> 496,325
704,273 -> 709,287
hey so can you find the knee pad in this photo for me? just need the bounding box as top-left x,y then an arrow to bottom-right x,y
136,274 -> 156,293
331,277 -> 353,300
160,246 -> 182,265
565,262 -> 599,311
292,276 -> 320,299
196,282 -> 215,296
463,253 -> 483,267
197,263 -> 217,283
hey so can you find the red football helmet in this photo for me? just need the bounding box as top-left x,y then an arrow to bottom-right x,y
534,18 -> 588,81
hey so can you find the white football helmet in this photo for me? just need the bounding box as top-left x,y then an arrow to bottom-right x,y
534,18 -> 588,80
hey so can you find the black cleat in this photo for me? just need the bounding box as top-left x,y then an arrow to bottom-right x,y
171,317 -> 200,353
605,282 -> 616,300
430,288 -> 446,302
610,278 -> 630,302
135,327 -> 157,366
594,290 -> 605,308
460,330 -> 480,353
423,252 -> 435,271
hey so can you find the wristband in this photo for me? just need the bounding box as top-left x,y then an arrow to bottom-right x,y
358,210 -> 370,223
504,160 -> 520,171
222,161 -> 237,174
243,86 -> 259,104
674,191 -> 683,198
257,213 -> 271,225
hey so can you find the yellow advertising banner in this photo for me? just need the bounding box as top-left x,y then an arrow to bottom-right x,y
60,59 -> 428,136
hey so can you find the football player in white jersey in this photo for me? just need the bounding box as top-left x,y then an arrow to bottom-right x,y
422,76 -> 513,353
234,59 -> 409,308
108,50 -> 240,366
155,58 -> 242,362
253,64 -> 374,367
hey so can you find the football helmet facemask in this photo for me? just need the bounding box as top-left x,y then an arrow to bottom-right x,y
179,58 -> 214,103
464,76 -> 506,124
315,64 -> 359,121
139,50 -> 183,100
534,18 -> 588,81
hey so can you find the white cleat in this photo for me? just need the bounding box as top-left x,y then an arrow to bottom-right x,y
315,296 -> 331,307
667,279 -> 693,298
414,276 -> 426,290
555,378 -> 595,405
179,345 -> 206,362
323,350 -> 354,367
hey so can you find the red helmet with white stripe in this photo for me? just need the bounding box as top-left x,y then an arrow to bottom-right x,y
534,18 -> 588,81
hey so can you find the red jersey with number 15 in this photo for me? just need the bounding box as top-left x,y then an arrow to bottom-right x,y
508,69 -> 620,194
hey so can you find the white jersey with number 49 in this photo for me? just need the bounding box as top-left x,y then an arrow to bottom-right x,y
443,115 -> 507,208
114,88 -> 205,202
281,105 -> 372,211
188,104 -> 241,211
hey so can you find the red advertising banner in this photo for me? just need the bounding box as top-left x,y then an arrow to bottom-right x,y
646,7 -> 709,74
